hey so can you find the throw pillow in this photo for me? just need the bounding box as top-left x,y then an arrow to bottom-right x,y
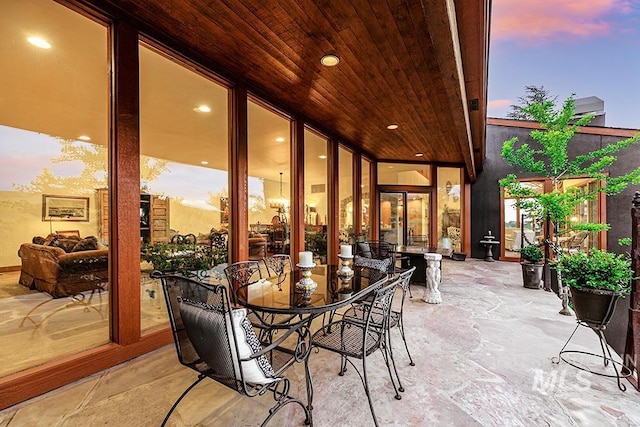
52,238 -> 79,253
356,242 -> 373,258
71,236 -> 99,252
178,299 -> 276,385
354,254 -> 392,273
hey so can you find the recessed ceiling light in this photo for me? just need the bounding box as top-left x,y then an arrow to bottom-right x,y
319,155 -> 327,159
387,124 -> 399,130
415,152 -> 424,157
27,37 -> 51,49
320,54 -> 340,67
388,165 -> 394,169
276,137 -> 285,142
193,105 -> 211,113
78,135 -> 91,141
201,161 -> 209,165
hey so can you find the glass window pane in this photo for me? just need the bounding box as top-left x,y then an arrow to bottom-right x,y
437,167 -> 461,252
407,193 -> 430,248
361,158 -> 371,239
378,163 -> 431,185
380,193 -> 403,245
304,129 -> 328,265
0,0 -> 110,376
139,44 -> 229,332
248,100 -> 290,256
339,147 -> 353,242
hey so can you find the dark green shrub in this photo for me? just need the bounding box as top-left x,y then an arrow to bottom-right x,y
520,244 -> 543,263
557,249 -> 632,294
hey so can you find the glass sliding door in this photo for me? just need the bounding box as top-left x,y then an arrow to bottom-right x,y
407,193 -> 430,248
379,192 -> 403,245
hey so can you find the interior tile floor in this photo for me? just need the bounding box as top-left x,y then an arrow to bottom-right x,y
2,259 -> 639,426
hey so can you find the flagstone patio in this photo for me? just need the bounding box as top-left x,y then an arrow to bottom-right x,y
1,259 -> 639,426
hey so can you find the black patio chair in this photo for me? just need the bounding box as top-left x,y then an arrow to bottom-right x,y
344,267 -> 416,370
308,278 -> 401,426
353,240 -> 399,276
224,260 -> 263,302
262,254 -> 292,290
154,272 -> 310,427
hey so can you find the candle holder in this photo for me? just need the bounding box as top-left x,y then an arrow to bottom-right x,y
336,254 -> 354,286
295,263 -> 317,295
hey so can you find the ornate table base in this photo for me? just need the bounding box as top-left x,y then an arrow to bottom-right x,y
424,253 -> 442,304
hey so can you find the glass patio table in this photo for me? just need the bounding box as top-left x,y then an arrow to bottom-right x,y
232,265 -> 389,426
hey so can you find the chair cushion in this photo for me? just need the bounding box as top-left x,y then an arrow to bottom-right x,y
356,242 -> 373,258
179,299 -> 276,385
354,255 -> 391,272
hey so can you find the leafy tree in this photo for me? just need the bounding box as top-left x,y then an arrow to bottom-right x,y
499,95 -> 640,313
14,137 -> 168,194
507,85 -> 557,121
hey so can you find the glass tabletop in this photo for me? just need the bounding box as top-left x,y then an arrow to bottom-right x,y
234,265 -> 388,315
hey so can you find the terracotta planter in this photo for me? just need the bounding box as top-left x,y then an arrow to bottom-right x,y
521,262 -> 543,289
569,286 -> 622,327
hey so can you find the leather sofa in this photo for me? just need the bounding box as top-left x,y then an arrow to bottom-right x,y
18,243 -> 108,298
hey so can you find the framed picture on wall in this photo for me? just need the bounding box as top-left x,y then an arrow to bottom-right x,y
42,195 -> 90,222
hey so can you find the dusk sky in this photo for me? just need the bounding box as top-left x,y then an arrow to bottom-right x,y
488,0 -> 640,129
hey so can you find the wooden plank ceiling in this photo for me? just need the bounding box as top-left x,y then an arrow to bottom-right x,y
96,0 -> 489,181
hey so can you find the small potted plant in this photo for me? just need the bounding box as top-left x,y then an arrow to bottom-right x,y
557,249 -> 633,326
520,244 -> 544,289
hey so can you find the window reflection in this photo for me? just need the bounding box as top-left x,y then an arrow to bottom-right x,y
304,129 -> 328,265
139,44 -> 229,331
0,0 -> 110,377
248,99 -> 291,257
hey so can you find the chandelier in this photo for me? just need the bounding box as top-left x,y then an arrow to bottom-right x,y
269,172 -> 289,211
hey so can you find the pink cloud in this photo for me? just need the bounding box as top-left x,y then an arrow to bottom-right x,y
488,99 -> 511,109
492,0 -> 628,44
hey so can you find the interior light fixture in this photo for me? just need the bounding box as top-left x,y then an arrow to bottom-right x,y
27,36 -> 51,49
320,54 -> 340,67
276,137 -> 285,142
319,155 -> 327,159
269,172 -> 289,212
201,161 -> 209,165
387,124 -> 399,130
415,152 -> 424,157
193,105 -> 211,113
78,135 -> 91,141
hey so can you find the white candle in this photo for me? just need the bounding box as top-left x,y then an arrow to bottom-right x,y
340,245 -> 352,257
299,251 -> 313,266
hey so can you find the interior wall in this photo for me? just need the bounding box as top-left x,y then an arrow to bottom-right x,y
0,191 -> 101,268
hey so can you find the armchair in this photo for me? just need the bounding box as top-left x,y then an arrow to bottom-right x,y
154,272 -> 309,426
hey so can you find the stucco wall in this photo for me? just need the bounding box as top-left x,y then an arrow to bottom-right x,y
473,121 -> 640,354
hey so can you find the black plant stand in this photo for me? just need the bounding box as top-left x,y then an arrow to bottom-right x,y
552,290 -> 631,391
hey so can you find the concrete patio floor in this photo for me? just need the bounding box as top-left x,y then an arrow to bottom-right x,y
2,259 -> 639,426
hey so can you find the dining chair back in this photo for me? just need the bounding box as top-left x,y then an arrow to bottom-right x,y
224,260 -> 263,299
309,277 -> 401,426
353,240 -> 397,274
155,271 -> 309,427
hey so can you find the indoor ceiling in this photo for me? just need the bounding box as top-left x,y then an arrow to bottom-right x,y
94,0 -> 490,181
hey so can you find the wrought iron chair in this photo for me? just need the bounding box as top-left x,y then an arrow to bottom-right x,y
353,240 -> 397,275
154,272 -> 310,427
308,278 -> 401,426
262,254 -> 292,290
224,260 -> 263,302
341,266 -> 416,398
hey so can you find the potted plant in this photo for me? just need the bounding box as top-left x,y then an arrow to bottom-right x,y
520,244 -> 544,289
557,249 -> 633,326
499,94 -> 640,313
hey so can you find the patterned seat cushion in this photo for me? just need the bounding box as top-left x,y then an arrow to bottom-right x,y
354,255 -> 391,272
